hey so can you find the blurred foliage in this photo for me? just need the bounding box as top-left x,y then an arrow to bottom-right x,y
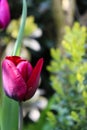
7,16 -> 38,38
47,22 -> 87,130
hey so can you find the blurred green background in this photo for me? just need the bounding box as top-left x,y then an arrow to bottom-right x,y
1,0 -> 87,130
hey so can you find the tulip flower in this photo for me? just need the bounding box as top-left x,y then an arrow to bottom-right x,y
0,0 -> 10,29
2,56 -> 44,101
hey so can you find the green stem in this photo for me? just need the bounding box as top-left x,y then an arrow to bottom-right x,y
12,0 -> 27,56
18,102 -> 23,130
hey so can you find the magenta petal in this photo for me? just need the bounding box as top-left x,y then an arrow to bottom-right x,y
2,59 -> 27,101
17,61 -> 33,82
0,0 -> 10,29
25,58 -> 44,100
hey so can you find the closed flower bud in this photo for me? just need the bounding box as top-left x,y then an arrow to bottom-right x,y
0,0 -> 10,29
2,56 -> 44,101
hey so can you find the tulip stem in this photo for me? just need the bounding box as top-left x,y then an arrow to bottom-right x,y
18,102 -> 23,130
12,0 -> 27,56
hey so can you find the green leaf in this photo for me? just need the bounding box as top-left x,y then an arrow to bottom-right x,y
71,111 -> 80,122
1,95 -> 18,130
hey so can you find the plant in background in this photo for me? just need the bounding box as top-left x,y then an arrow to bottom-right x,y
46,22 -> 87,130
7,16 -> 38,38
0,0 -> 10,29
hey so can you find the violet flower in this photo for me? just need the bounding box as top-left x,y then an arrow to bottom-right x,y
0,0 -> 10,29
2,56 -> 44,101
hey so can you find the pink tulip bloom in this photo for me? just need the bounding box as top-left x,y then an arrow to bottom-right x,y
2,56 -> 44,101
0,0 -> 10,29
